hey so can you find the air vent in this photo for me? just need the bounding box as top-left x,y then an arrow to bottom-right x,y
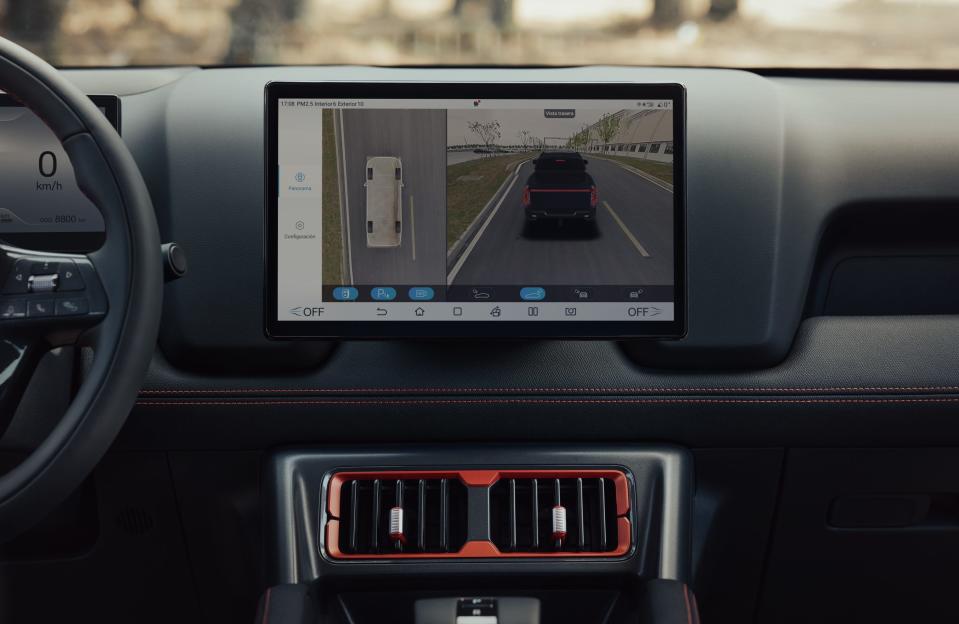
324,469 -> 630,559
326,473 -> 469,557
489,476 -> 620,554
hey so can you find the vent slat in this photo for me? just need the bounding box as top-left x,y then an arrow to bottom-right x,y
597,478 -> 607,551
531,478 -> 540,549
440,478 -> 449,552
349,480 -> 359,552
508,479 -> 517,551
371,479 -> 381,552
394,480 -> 404,552
553,479 -> 562,549
417,479 -> 426,551
576,478 -> 585,550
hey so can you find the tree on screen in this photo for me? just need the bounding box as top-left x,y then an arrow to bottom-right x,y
596,112 -> 622,146
517,129 -> 534,150
567,124 -> 592,150
468,120 -> 502,154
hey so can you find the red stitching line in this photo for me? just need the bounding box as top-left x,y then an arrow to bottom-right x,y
134,397 -> 959,407
138,385 -> 959,395
261,587 -> 271,624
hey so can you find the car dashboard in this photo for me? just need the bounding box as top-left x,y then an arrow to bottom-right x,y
5,64 -> 959,624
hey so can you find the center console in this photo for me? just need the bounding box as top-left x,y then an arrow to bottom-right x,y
257,80 -> 694,623
260,445 -> 695,624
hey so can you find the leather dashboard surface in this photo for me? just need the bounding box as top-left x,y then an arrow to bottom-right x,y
126,315 -> 959,449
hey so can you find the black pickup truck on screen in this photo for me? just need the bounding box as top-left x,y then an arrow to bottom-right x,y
521,151 -> 598,223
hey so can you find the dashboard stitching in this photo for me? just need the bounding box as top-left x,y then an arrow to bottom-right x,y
135,397 -> 959,406
138,386 -> 959,395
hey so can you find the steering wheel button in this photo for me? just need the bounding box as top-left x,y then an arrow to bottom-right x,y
55,297 -> 89,317
2,260 -> 29,294
27,274 -> 58,293
29,259 -> 59,275
58,261 -> 85,291
27,299 -> 54,318
0,299 -> 26,319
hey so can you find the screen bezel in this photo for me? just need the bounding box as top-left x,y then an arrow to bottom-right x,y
265,81 -> 686,340
0,94 -> 120,253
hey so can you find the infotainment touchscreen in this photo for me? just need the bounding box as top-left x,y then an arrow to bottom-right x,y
265,82 -> 685,339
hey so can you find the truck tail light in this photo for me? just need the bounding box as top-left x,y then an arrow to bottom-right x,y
590,185 -> 598,208
522,186 -> 531,207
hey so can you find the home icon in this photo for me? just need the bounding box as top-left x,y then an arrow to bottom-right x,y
414,307 -> 425,317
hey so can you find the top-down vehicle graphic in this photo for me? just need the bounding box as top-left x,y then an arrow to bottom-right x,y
364,156 -> 403,247
521,151 -> 598,222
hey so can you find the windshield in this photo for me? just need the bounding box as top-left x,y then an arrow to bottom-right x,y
1,0 -> 956,69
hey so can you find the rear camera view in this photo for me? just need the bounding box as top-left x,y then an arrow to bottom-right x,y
445,107 -> 674,289
275,97 -> 677,323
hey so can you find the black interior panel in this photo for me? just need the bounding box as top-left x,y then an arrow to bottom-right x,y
0,453 -> 197,624
807,202 -> 959,316
167,452 -> 263,624
690,449 -> 783,624
759,448 -> 959,623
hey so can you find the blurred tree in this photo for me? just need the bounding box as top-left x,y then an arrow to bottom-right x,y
452,0 -> 514,29
652,0 -> 695,26
708,0 -> 738,20
226,0 -> 305,64
654,0 -> 738,25
1,0 -> 68,59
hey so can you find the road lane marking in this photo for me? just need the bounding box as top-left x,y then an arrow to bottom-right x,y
446,172 -> 520,285
593,156 -> 673,192
337,110 -> 355,283
604,200 -> 650,257
446,157 -> 534,260
410,195 -> 416,262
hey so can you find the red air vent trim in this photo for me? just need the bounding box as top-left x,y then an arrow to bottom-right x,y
325,469 -> 631,560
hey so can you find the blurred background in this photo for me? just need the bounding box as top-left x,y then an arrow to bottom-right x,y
0,0 -> 957,68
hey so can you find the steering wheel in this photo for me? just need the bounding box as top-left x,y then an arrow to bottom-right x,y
0,38 -> 162,540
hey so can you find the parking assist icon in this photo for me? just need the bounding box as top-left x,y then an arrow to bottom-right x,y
371,287 -> 397,301
520,287 -> 546,301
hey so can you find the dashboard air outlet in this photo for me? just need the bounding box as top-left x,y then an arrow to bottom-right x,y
327,474 -> 469,556
324,469 -> 630,559
489,476 -> 620,554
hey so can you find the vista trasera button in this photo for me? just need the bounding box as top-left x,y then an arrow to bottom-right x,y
408,287 -> 434,301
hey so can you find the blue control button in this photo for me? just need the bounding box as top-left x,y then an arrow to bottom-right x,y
332,286 -> 359,301
520,286 -> 546,301
371,287 -> 397,301
408,286 -> 435,301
